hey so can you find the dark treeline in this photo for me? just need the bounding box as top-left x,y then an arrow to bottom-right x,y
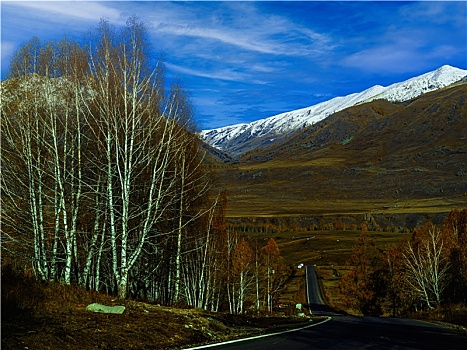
228,215 -> 415,234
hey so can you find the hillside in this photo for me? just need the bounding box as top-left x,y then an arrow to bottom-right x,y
211,83 -> 467,219
201,65 -> 467,157
2,267 -> 320,350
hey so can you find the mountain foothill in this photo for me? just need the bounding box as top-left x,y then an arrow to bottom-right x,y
203,66 -> 467,223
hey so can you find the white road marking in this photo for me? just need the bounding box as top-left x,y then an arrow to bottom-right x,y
184,316 -> 332,349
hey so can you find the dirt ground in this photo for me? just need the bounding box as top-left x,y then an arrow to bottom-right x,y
2,297 -> 321,350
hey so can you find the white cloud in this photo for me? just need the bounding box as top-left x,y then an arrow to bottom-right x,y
251,64 -> 277,73
1,41 -> 17,77
156,24 -> 278,55
165,62 -> 267,84
1,41 -> 16,62
149,2 -> 334,58
399,1 -> 466,26
342,45 -> 422,74
4,1 -> 123,23
341,21 -> 463,75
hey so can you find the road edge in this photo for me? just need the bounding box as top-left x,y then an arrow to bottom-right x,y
183,316 -> 332,349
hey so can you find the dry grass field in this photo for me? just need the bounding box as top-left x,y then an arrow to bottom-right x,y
214,152 -> 467,218
209,84 -> 467,220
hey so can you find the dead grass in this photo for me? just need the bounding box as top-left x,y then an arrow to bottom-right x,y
211,99 -> 467,218
278,268 -> 308,310
238,157 -> 346,170
228,197 -> 466,218
245,229 -> 411,267
1,266 -> 323,350
316,265 -> 352,313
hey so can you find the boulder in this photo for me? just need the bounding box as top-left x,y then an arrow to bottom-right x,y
86,303 -> 126,314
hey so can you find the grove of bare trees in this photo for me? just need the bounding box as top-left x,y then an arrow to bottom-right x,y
1,18 -> 289,314
1,17 -> 213,301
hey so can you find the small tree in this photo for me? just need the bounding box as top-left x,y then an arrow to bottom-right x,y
443,209 -> 467,302
230,238 -> 254,314
381,243 -> 408,316
263,238 -> 289,312
338,230 -> 382,315
403,223 -> 449,309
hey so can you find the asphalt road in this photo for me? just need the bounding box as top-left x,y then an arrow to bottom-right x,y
189,266 -> 467,349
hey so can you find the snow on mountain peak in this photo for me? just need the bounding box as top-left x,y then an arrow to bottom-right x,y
201,65 -> 467,156
360,65 -> 467,104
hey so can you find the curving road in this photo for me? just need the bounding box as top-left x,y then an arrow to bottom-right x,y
189,266 -> 467,349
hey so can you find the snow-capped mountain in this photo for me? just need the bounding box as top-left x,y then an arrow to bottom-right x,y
201,65 -> 467,156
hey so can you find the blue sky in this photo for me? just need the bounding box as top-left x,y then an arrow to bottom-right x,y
1,1 -> 466,130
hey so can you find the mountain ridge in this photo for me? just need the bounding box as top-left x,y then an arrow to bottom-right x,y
201,65 -> 467,157
212,82 -> 467,217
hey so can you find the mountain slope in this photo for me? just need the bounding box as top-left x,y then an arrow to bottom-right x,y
212,82 -> 467,217
201,65 -> 467,157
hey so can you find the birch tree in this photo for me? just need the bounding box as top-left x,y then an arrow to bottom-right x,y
2,17 -> 216,304
263,238 -> 289,313
403,224 -> 450,309
84,18 -> 214,299
338,230 -> 382,314
1,39 -> 89,284
178,192 -> 229,310
2,74 -> 50,279
9,37 -> 41,77
85,18 -> 162,298
443,209 -> 467,302
230,238 -> 254,314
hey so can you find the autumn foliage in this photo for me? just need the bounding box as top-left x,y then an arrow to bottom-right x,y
338,229 -> 383,315
339,209 -> 467,320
